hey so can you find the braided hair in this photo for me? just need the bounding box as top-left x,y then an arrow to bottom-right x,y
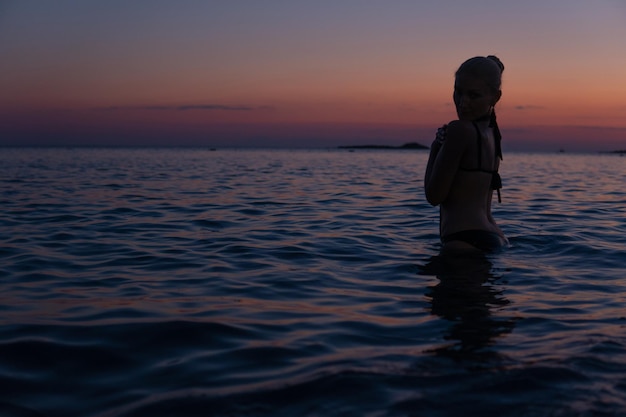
456,55 -> 504,160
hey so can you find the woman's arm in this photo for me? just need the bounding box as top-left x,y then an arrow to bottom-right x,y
424,125 -> 446,186
424,138 -> 442,190
424,121 -> 471,206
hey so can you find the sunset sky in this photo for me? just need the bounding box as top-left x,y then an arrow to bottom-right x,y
1,1 -> 625,151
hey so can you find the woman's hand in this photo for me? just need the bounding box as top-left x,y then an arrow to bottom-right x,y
435,124 -> 448,145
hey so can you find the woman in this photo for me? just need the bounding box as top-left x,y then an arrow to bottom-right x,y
424,55 -> 508,252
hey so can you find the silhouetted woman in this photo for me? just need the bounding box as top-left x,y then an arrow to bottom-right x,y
424,56 -> 508,252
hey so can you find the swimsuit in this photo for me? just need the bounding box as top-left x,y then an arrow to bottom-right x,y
441,229 -> 506,252
457,121 -> 502,202
440,121 -> 506,252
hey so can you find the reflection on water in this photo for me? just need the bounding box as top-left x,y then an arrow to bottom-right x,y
2,149 -> 626,416
420,253 -> 516,362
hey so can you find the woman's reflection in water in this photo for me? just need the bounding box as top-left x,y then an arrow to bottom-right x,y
420,252 -> 516,362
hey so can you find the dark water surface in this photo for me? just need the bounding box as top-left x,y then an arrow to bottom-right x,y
1,148 -> 625,416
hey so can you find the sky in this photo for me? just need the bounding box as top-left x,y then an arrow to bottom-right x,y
1,0 -> 625,151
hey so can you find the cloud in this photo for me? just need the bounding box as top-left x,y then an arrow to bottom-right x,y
176,104 -> 253,111
93,104 -> 265,111
513,105 -> 545,110
572,125 -> 626,131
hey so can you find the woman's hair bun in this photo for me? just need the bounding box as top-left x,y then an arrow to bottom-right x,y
487,55 -> 505,73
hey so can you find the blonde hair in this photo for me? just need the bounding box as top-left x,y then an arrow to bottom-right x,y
455,55 -> 504,93
456,55 -> 505,162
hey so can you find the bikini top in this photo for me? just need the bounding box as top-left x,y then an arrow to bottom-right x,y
458,121 -> 503,203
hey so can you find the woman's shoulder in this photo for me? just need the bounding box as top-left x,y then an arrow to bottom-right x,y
447,119 -> 475,132
446,120 -> 477,142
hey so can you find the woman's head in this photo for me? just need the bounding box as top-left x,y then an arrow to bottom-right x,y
456,56 -> 504,93
453,55 -> 504,121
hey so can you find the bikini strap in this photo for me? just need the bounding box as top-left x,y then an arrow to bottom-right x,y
471,122 -> 482,169
472,121 -> 502,203
490,110 -> 503,202
490,111 -> 503,160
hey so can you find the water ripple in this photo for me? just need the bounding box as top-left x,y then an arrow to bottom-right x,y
0,149 -> 625,416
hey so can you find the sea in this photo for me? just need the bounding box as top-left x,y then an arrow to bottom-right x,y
1,147 -> 625,417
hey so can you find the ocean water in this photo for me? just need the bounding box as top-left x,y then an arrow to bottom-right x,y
1,147 -> 625,417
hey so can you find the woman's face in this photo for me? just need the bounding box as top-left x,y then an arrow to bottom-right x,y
453,73 -> 500,121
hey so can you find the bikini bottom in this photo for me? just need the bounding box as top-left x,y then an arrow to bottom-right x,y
441,229 -> 506,252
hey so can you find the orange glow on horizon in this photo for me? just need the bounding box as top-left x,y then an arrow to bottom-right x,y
1,2 -> 625,150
